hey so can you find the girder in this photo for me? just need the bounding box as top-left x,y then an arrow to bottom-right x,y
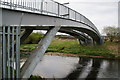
1,8 -> 102,44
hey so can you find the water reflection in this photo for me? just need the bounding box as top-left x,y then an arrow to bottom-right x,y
30,55 -> 119,79
65,57 -> 91,80
85,58 -> 102,80
98,59 -> 119,78
65,57 -> 103,80
32,55 -> 79,78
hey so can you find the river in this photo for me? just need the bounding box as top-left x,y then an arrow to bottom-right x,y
21,55 -> 120,79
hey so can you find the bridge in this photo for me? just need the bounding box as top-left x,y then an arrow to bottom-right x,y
0,0 -> 103,79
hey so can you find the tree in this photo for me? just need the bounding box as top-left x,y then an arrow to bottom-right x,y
103,26 -> 118,42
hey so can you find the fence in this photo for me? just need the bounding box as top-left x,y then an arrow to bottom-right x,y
0,26 -> 21,79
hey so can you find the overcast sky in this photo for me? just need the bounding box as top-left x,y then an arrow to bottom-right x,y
54,0 -> 119,34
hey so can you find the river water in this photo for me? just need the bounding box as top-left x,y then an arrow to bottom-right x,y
21,55 -> 120,79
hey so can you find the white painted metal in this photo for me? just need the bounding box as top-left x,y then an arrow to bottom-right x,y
1,9 -> 101,44
21,26 -> 61,78
0,8 -> 2,80
0,26 -> 21,79
0,27 -> 2,80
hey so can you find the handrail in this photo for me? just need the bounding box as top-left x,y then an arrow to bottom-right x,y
0,0 -> 100,34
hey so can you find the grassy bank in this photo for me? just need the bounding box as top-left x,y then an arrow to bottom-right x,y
20,40 -> 119,58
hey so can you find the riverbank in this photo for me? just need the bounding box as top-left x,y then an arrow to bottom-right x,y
45,52 -> 119,60
20,40 -> 119,59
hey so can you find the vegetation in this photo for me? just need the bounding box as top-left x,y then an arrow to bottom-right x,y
47,40 -> 117,57
20,28 -> 119,59
103,26 -> 119,42
20,40 -> 118,58
23,32 -> 44,44
23,32 -> 77,44
29,75 -> 45,80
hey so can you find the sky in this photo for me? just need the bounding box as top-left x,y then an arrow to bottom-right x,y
54,0 -> 119,34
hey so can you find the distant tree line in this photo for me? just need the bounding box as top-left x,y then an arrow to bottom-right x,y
23,26 -> 119,44
103,26 -> 119,42
23,32 -> 75,44
55,35 -> 75,39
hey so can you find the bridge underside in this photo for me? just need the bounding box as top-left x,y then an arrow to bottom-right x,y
21,27 -> 93,45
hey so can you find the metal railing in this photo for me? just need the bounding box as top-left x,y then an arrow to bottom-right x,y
0,0 -> 99,33
0,26 -> 21,79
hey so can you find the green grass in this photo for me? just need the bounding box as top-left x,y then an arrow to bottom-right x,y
21,44 -> 37,52
29,75 -> 45,80
20,40 -> 117,58
47,40 -> 115,57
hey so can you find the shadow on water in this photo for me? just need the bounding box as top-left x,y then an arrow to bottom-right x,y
64,57 -> 103,80
85,58 -> 102,80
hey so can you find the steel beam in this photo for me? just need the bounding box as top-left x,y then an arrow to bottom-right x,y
20,29 -> 33,44
0,27 -> 2,80
79,39 -> 87,46
20,26 -> 61,78
2,8 -> 102,44
0,8 -> 2,80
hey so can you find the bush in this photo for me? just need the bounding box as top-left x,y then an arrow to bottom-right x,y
24,32 -> 44,44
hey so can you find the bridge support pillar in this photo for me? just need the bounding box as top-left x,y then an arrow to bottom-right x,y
20,29 -> 33,44
21,26 -> 61,78
0,27 -> 2,80
79,39 -> 93,46
86,39 -> 94,46
79,39 -> 87,46
0,8 -> 2,80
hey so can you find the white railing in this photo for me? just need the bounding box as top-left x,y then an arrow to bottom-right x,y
0,0 -> 99,33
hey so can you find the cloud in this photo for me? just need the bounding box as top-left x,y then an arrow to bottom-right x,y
54,0 -> 118,34
55,0 -> 119,3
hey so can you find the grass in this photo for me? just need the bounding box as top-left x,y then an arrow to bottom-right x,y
47,40 -> 116,57
20,40 -> 118,58
29,75 -> 45,80
20,44 -> 37,52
